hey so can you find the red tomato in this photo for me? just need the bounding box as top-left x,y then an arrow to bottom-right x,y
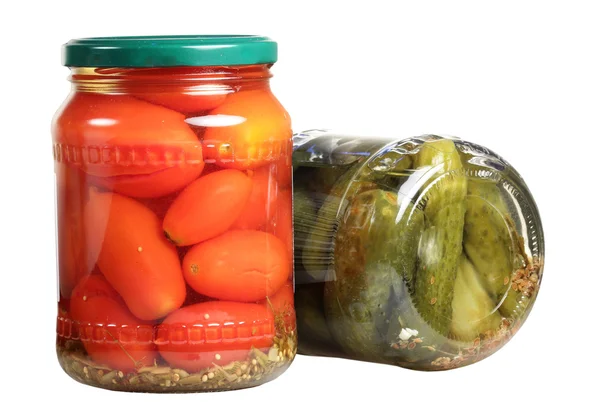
85,189 -> 186,320
260,282 -> 295,333
88,166 -> 204,199
232,165 -> 278,230
53,93 -> 204,198
121,67 -> 229,113
275,140 -> 293,188
163,169 -> 252,246
157,301 -> 274,371
58,298 -> 70,315
134,91 -> 227,114
201,89 -> 292,170
72,272 -> 121,300
70,274 -> 158,371
266,189 -> 293,270
182,230 -> 289,302
56,164 -> 92,298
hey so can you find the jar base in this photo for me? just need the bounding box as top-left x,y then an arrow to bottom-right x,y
56,332 -> 296,393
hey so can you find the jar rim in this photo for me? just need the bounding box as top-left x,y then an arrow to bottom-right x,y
62,35 -> 277,68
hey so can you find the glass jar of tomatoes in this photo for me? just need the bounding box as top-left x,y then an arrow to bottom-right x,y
53,36 -> 295,392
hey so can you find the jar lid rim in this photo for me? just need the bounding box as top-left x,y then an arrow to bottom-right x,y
62,35 -> 277,68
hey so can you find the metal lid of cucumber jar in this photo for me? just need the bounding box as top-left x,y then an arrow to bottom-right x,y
292,130 -> 544,370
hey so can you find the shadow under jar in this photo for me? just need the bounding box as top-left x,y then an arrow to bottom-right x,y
52,36 -> 295,392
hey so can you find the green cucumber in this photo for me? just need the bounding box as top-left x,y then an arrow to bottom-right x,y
292,188 -> 317,282
301,171 -> 376,282
463,180 -> 515,297
450,255 -> 503,341
295,283 -> 338,356
461,178 -> 534,318
412,139 -> 467,337
324,189 -> 424,360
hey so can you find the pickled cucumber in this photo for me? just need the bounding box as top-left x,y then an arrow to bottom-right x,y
293,166 -> 348,205
412,139 -> 467,337
295,283 -> 338,356
366,149 -> 413,191
463,180 -> 515,298
301,170 -> 376,282
415,138 -> 463,174
384,261 -> 448,366
293,188 -> 317,282
300,191 -> 340,282
324,189 -> 424,360
461,178 -> 535,318
325,262 -> 404,361
414,139 -> 467,220
450,255 -> 502,341
499,256 -> 541,319
414,201 -> 466,336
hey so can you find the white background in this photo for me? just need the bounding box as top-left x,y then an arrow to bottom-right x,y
1,0 -> 598,410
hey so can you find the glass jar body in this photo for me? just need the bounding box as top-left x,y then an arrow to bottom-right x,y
292,130 -> 543,371
53,65 -> 295,392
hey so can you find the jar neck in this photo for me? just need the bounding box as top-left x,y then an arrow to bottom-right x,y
69,64 -> 273,93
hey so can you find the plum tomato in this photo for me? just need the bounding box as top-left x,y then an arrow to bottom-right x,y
275,154 -> 292,189
182,230 -> 289,302
53,93 -> 204,198
85,189 -> 186,320
232,165 -> 278,230
157,301 -> 274,372
70,274 -> 158,371
56,164 -> 92,298
201,89 -> 291,170
163,169 -> 252,246
266,189 -> 293,269
87,166 -> 204,199
260,282 -> 295,333
107,66 -> 228,113
134,89 -> 227,114
274,139 -> 293,189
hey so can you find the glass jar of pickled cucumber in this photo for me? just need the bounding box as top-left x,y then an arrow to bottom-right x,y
293,130 -> 544,370
52,36 -> 295,392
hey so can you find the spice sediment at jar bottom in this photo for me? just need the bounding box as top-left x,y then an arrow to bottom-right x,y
53,35 -> 295,392
293,131 -> 544,371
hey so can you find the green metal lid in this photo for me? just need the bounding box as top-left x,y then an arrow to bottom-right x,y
62,35 -> 277,68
